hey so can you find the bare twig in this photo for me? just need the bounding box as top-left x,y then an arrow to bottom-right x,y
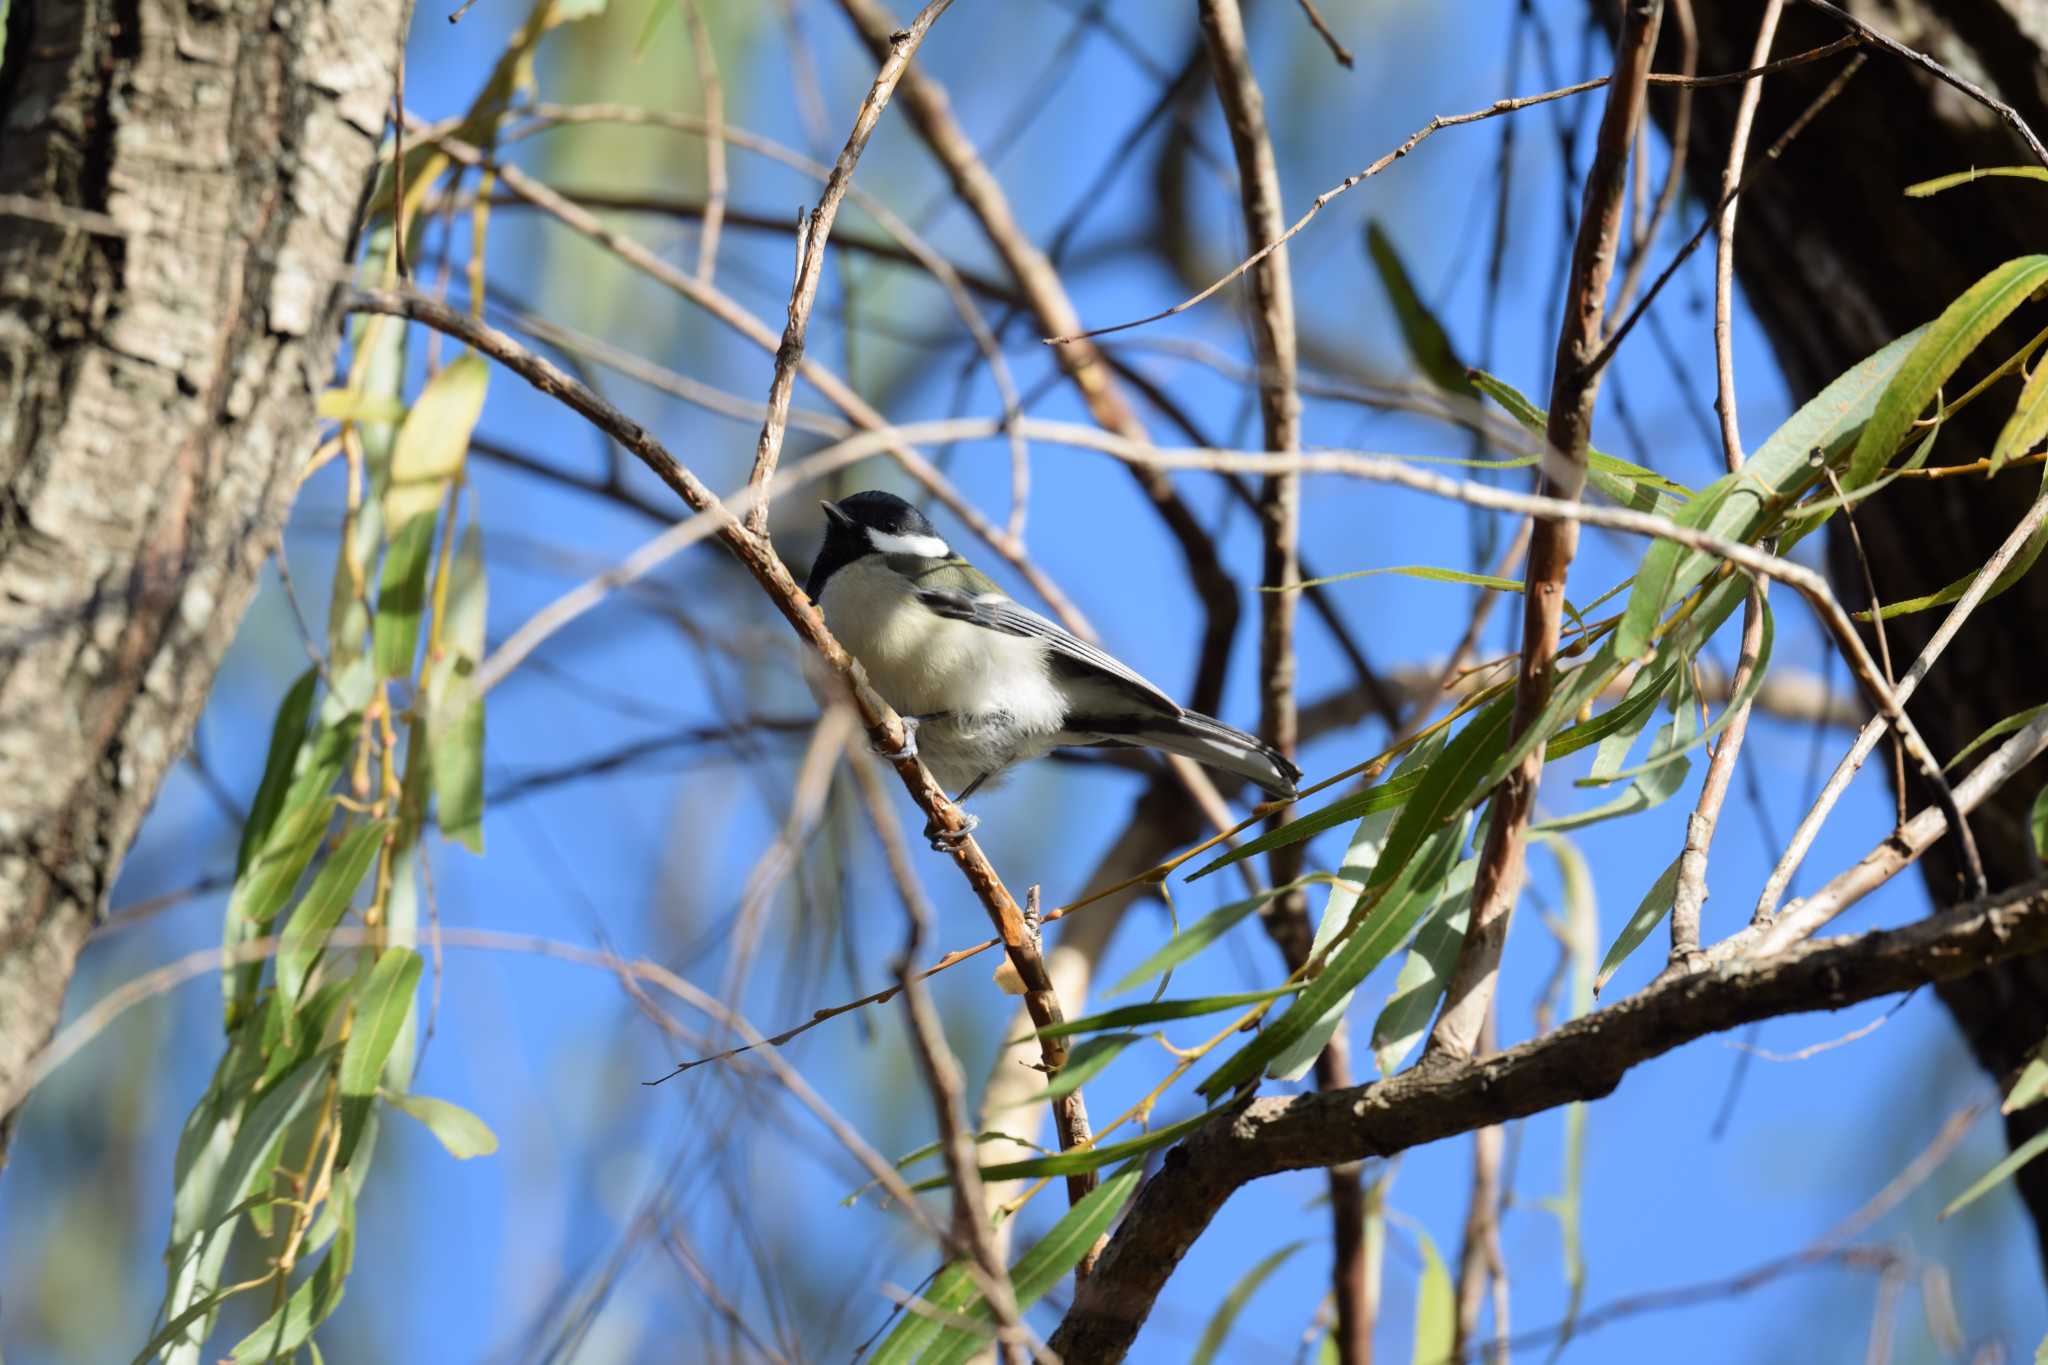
1044,37 -> 1861,347
1793,0 -> 2048,169
1049,883 -> 2048,1362
1610,0 -> 1694,318
1290,0 -> 1354,68
342,285 -> 1100,1204
1426,0 -> 1663,1065
745,1 -> 955,532
680,2 -> 727,284
1754,488 -> 2048,922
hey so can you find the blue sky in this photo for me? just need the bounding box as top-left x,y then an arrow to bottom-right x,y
4,2 -> 2040,1361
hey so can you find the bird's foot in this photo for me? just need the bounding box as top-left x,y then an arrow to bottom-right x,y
874,714 -> 921,761
923,811 -> 980,852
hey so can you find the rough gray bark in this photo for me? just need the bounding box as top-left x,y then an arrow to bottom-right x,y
1621,0 -> 2048,1266
0,0 -> 408,1151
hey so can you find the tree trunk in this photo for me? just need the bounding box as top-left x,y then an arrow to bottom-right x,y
0,0 -> 407,1154
1619,0 -> 2048,1265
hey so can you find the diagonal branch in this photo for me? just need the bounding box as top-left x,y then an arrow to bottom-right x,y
1049,876 -> 2048,1362
1426,0 -> 1664,1065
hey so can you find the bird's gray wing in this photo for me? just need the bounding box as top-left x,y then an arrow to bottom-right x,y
914,587 -> 1180,713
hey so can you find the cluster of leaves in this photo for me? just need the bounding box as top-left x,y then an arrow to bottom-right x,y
867,213 -> 2048,1357
145,266 -> 496,1361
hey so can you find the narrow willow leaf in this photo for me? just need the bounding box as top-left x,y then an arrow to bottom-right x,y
900,1162 -> 1147,1365
1113,878 -> 1330,995
2006,1049 -> 2048,1115
1410,1224 -> 1455,1365
914,1111 -> 1211,1188
1469,369 -> 1693,510
1034,988 -> 1298,1040
1594,854 -> 1684,994
1268,735 -> 1455,1083
277,820 -> 388,1004
1948,703 -> 2048,772
230,795 -> 335,926
1187,769 -> 1425,882
1012,1033 -> 1142,1106
1905,166 -> 2048,197
259,977 -> 353,1093
1940,1126 -> 2048,1220
1191,1240 -> 1306,1365
337,947 -> 423,1165
2033,783 -> 2048,860
1616,325 -> 1926,656
373,514 -> 439,680
867,1263 -> 977,1365
236,668 -> 317,875
1583,661 -> 1674,783
226,1183 -> 354,1364
1473,646 -> 1625,796
1865,513 -> 2048,622
385,1091 -> 499,1158
1371,852 -> 1480,1075
1852,257 -> 2048,488
1369,699 -> 1512,897
430,668 -> 485,853
1992,355 -> 2048,474
385,353 -> 487,525
1590,593 -> 1775,787
1286,563 -> 1526,594
1538,673 -> 1696,833
1366,221 -> 1477,397
1199,822 -> 1464,1101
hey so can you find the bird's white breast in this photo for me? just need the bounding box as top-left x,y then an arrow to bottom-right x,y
818,560 -> 1066,731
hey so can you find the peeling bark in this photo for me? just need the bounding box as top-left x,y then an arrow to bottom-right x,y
0,0 -> 408,1154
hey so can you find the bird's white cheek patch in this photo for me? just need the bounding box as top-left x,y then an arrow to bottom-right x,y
867,530 -> 951,559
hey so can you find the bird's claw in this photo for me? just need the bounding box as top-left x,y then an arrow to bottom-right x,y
924,811 -> 979,852
874,714 -> 921,761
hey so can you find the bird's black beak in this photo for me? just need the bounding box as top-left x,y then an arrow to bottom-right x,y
820,500 -> 854,531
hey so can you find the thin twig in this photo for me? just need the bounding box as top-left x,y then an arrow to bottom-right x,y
745,0 -> 955,533
1044,37 -> 1862,347
1290,0 -> 1354,68
1610,0 -> 1694,318
682,1 -> 727,284
1753,488 -> 2048,922
1822,465 -> 1907,824
344,284 -> 1101,1203
1793,0 -> 2048,169
1426,0 -> 1663,1065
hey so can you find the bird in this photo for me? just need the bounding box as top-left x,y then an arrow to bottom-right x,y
804,490 -> 1301,848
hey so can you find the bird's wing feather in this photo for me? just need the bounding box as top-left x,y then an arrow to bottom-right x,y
914,587 -> 1180,713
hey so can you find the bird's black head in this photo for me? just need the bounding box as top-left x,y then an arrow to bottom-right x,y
804,491 -> 952,600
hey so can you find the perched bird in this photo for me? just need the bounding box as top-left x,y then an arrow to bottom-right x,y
805,491 -> 1301,847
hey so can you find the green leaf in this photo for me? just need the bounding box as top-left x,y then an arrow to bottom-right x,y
1594,854 -> 1684,994
1852,257 -> 2048,488
882,1163 -> 1146,1365
2006,1049 -> 2048,1116
1992,349 -> 2048,473
1410,1224 -> 1455,1365
1367,221 -> 1477,398
1286,563 -> 1527,594
1199,821 -> 1465,1101
1940,1125 -> 2048,1220
385,1090 -> 499,1159
915,1111 -> 1212,1188
1191,1240 -> 1306,1365
236,668 -> 317,876
385,353 -> 487,525
337,947 -> 423,1166
230,795 -> 335,926
1865,513 -> 2048,621
1905,166 -> 2048,197
2033,783 -> 2048,861
1187,769 -> 1425,882
1034,988 -> 1299,1040
373,514 -> 440,680
1617,324 -> 1927,656
430,668 -> 485,853
277,820 -> 387,1005
1012,1033 -> 1143,1106
1371,854 -> 1480,1075
1538,671 -> 1698,833
1112,879 -> 1327,994
1583,661 -> 1675,783
227,1183 -> 354,1363
1469,370 -> 1693,511
1948,703 -> 2048,772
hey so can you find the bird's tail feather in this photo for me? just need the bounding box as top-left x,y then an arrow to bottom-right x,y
1109,711 -> 1301,799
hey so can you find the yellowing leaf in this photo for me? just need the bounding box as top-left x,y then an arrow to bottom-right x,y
385,354 -> 488,525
